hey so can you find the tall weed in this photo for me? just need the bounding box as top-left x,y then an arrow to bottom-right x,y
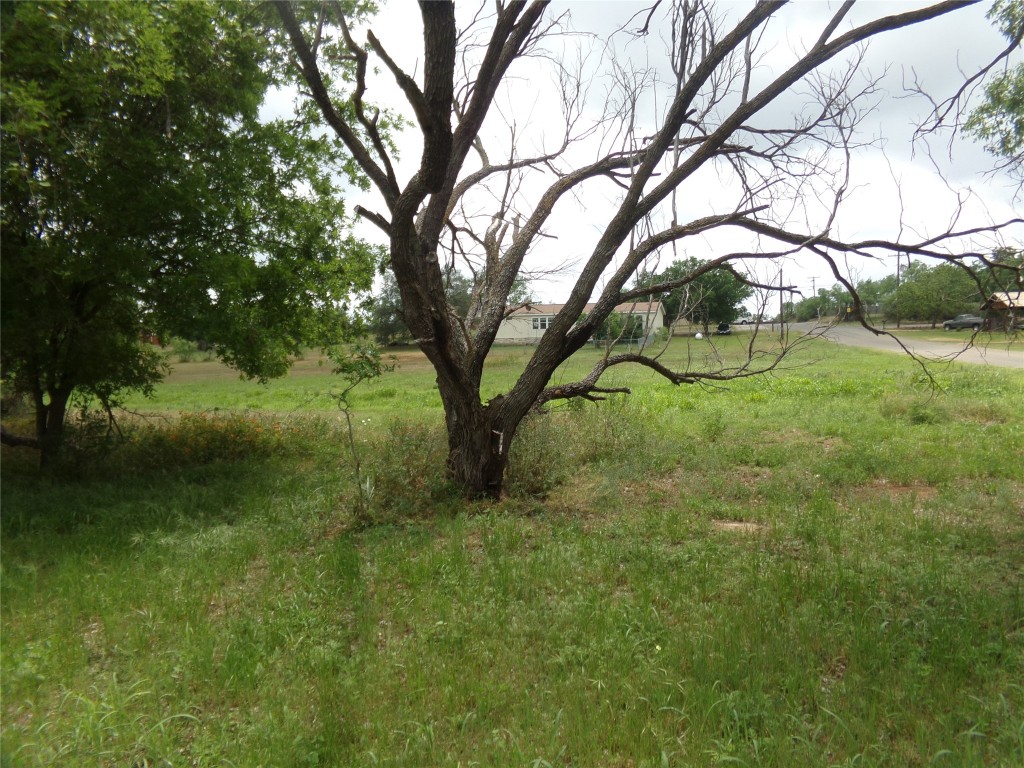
364,420 -> 457,522
507,399 -> 655,496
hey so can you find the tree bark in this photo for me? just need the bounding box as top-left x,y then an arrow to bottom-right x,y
438,385 -> 511,499
33,384 -> 71,470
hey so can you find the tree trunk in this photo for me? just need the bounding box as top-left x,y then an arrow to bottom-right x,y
34,385 -> 71,470
440,393 -> 512,499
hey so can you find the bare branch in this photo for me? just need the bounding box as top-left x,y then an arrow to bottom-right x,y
272,0 -> 399,207
0,425 -> 41,450
329,3 -> 399,190
354,205 -> 392,235
912,20 -> 1024,145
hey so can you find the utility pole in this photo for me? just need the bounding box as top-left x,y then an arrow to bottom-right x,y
809,276 -> 821,319
896,253 -> 902,329
779,269 -> 785,343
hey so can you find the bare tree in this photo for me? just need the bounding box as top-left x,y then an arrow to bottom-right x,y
275,0 -> 1021,498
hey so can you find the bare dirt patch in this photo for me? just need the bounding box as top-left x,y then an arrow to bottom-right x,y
712,520 -> 767,534
847,479 -> 954,521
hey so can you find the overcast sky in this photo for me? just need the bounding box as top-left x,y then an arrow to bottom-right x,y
333,1 -> 1022,307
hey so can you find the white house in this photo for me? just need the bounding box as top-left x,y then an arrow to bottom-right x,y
494,301 -> 665,344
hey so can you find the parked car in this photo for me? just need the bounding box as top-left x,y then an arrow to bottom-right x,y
942,314 -> 984,331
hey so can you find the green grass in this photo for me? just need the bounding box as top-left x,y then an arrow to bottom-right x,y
888,328 -> 1024,350
3,340 -> 1023,766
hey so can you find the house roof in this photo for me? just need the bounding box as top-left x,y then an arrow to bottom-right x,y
984,291 -> 1024,310
509,301 -> 663,316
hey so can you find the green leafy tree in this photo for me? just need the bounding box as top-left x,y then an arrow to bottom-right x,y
966,0 -> 1024,173
793,291 -> 830,322
884,262 -> 980,326
367,272 -> 410,346
587,313 -> 645,344
856,275 -> 898,309
793,284 -> 857,321
635,258 -> 753,332
0,1 -> 377,465
983,247 -> 1024,294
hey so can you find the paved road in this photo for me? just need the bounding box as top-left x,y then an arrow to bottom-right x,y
785,321 -> 1023,369
761,323 -> 1015,370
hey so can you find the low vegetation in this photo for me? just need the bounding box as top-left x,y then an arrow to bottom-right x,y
2,339 -> 1022,766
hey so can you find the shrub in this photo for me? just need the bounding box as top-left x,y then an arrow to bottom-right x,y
363,420 -> 457,522
122,412 -> 293,469
507,399 -> 652,496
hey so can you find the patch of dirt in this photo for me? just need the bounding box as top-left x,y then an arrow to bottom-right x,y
462,526 -> 487,567
847,479 -> 959,522
320,517 -> 349,542
761,427 -> 845,453
817,436 -> 844,452
820,654 -> 848,694
712,520 -> 767,534
643,469 -> 692,501
733,465 -> 773,488
545,474 -> 606,520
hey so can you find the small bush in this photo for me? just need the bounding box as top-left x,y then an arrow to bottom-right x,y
365,420 -> 456,521
169,338 -> 199,363
507,400 -> 653,496
881,396 -> 950,425
168,337 -> 215,363
122,412 -> 294,469
699,407 -> 726,442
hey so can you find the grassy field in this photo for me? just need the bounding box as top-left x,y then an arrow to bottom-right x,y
2,338 -> 1023,766
887,329 -> 1024,351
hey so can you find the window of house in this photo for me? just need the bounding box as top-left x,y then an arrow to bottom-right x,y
533,316 -> 550,330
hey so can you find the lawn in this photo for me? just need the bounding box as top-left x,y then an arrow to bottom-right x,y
2,339 -> 1022,766
887,328 -> 1024,351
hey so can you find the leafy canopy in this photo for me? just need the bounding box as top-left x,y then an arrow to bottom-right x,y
635,258 -> 754,327
1,1 -> 378,448
966,0 -> 1024,169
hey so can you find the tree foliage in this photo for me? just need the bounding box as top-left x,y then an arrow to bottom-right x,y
586,313 -> 646,344
635,258 -> 753,330
884,262 -> 981,326
966,0 -> 1024,173
0,1 -> 377,463
791,285 -> 855,322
